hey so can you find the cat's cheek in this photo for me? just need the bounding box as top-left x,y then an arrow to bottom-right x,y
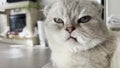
46,27 -> 70,43
56,25 -> 64,30
46,23 -> 62,32
55,30 -> 69,41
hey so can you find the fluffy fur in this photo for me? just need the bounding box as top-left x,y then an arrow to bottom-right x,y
42,0 -> 120,68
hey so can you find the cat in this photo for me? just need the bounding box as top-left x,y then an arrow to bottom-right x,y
42,0 -> 120,68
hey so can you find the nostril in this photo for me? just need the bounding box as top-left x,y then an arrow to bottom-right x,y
65,26 -> 76,33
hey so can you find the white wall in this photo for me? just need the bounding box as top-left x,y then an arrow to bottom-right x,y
0,15 -> 8,36
97,0 -> 101,4
0,0 -> 6,6
107,0 -> 120,16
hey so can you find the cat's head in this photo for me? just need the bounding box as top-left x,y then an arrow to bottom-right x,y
43,0 -> 108,51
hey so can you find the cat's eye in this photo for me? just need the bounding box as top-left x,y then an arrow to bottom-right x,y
78,16 -> 91,23
54,18 -> 64,24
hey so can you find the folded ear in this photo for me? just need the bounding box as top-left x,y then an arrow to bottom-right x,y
43,5 -> 52,16
91,0 -> 103,15
42,0 -> 58,16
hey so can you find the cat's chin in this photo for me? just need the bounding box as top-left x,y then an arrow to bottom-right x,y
67,36 -> 77,42
64,36 -> 107,51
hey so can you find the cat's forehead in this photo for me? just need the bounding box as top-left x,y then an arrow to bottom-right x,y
59,0 -> 93,10
50,0 -> 97,18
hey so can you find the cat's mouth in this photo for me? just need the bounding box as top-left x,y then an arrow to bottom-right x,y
67,36 -> 77,42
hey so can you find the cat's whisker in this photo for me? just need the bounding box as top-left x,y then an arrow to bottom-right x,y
99,44 -> 110,54
97,44 -> 112,64
84,49 -> 90,64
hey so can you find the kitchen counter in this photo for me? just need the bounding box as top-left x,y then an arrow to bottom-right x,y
0,43 -> 51,68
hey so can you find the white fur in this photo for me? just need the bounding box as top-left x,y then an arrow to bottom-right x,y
42,0 -> 120,68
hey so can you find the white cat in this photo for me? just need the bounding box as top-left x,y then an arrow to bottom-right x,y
42,0 -> 120,68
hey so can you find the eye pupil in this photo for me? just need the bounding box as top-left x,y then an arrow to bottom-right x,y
54,18 -> 64,24
78,16 -> 91,23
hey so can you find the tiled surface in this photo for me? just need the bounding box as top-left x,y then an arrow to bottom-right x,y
0,42 -> 51,68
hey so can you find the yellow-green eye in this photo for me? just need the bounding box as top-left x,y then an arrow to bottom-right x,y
78,16 -> 91,23
54,18 -> 64,24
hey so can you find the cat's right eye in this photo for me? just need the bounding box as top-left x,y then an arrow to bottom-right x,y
54,18 -> 64,24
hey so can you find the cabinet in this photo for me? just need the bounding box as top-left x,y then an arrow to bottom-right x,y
0,1 -> 39,47
105,0 -> 120,22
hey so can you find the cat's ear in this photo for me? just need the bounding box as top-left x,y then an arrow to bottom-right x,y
42,0 -> 58,16
91,0 -> 103,15
43,4 -> 52,16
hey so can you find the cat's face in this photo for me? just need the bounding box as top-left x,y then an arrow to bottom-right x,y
44,0 -> 108,51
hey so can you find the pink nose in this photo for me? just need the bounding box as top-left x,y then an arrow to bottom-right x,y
65,26 -> 76,33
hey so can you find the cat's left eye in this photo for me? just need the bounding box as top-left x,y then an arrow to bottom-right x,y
78,16 -> 91,23
54,18 -> 64,24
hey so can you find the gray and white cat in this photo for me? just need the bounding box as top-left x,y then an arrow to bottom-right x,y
42,0 -> 120,68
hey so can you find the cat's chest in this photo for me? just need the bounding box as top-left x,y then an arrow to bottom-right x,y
52,46 -> 111,68
70,50 -> 110,68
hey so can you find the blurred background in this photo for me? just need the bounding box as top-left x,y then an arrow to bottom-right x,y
0,0 -> 119,68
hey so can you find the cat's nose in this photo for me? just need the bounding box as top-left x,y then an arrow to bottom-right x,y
65,26 -> 76,33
